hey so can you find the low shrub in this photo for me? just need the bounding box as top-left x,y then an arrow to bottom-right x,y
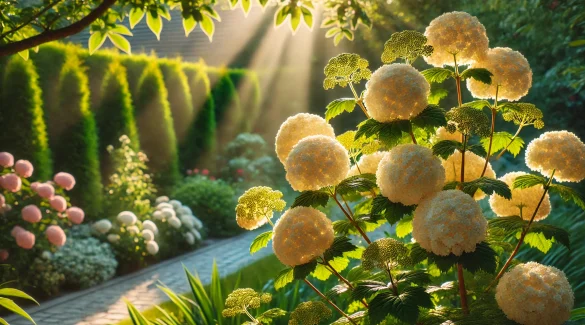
25,256 -> 65,296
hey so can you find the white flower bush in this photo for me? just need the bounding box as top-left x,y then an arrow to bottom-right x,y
434,126 -> 462,142
442,150 -> 496,200
489,172 -> 551,220
347,151 -> 386,177
275,113 -> 335,165
525,131 -> 585,182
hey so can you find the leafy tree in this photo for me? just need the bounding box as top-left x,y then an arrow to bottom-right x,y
0,55 -> 52,179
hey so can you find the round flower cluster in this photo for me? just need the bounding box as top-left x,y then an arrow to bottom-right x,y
413,190 -> 487,256
285,135 -> 350,191
11,226 -> 35,249
275,113 -> 335,165
376,145 -> 445,206
496,262 -> 573,325
363,64 -> 430,122
489,172 -> 551,221
117,211 -> 137,226
46,225 -> 66,247
153,196 -> 203,243
424,11 -> 489,66
0,152 -> 14,167
434,127 -> 462,143
361,238 -> 412,270
525,131 -> 585,182
14,160 -> 33,178
272,207 -> 334,266
467,47 -> 532,101
289,301 -> 332,325
0,173 -> 21,192
93,219 -> 112,234
236,186 -> 286,230
222,288 -> 272,317
347,152 -> 385,177
442,150 -> 496,200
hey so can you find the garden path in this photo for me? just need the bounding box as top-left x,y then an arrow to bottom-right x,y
6,230 -> 271,325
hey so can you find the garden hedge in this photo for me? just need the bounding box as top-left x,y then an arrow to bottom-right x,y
79,50 -> 115,110
53,56 -> 103,217
0,56 -> 53,180
210,71 -> 242,148
122,54 -> 151,97
159,59 -> 194,145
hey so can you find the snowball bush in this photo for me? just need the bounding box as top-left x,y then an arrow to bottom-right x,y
489,172 -> 551,220
347,152 -> 386,177
442,150 -> 496,200
275,113 -> 335,165
434,127 -> 462,142
525,131 -> 585,182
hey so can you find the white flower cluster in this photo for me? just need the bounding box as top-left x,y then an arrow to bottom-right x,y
275,113 -> 335,165
347,152 -> 386,177
442,150 -> 496,200
153,196 -> 203,244
376,144 -> 445,206
525,131 -> 585,182
489,172 -> 551,221
467,47 -> 532,101
272,207 -> 334,266
285,135 -> 350,191
363,64 -> 430,122
496,262 -> 573,325
413,190 -> 487,256
424,11 -> 489,66
434,127 -> 462,143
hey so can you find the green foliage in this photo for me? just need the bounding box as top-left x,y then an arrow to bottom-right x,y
250,230 -> 273,255
0,55 -> 52,179
134,62 -> 180,191
412,242 -> 498,274
289,301 -> 332,325
368,286 -> 433,325
211,72 -> 242,148
489,216 -> 570,253
0,286 -> 38,325
549,184 -> 585,210
79,50 -> 115,110
460,68 -> 493,84
371,195 -> 415,224
410,105 -> 447,131
421,68 -> 454,84
461,177 -> 512,199
336,174 -> 377,196
173,176 -> 239,237
159,59 -> 195,145
325,98 -> 357,122
323,53 -> 372,89
291,190 -> 330,208
480,131 -> 524,158
381,30 -> 433,64
53,56 -> 103,217
432,140 -> 461,159
355,118 -> 411,148
512,174 -> 547,189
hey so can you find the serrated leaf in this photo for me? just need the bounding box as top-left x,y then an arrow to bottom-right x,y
313,257 -> 350,280
108,33 -> 131,54
146,11 -> 163,40
352,280 -> 389,301
461,177 -> 511,199
443,181 -> 459,190
331,311 -> 367,325
465,100 -> 491,110
481,131 -> 519,155
274,268 -> 294,290
522,232 -> 553,253
356,119 -> 409,148
250,230 -> 273,254
200,14 -> 214,41
408,243 -> 429,265
421,68 -> 453,83
312,263 -> 333,281
324,237 -> 357,261
129,7 -> 145,28
333,220 -> 353,236
293,260 -> 317,279
428,87 -> 448,105
549,184 -> 585,210
291,190 -> 330,208
336,174 -> 376,196
432,140 -> 460,159
369,287 -> 433,325
468,144 -> 487,157
396,216 -> 413,238
488,216 -> 525,233
326,284 -> 350,299
88,31 -> 107,55
372,195 -> 415,224
183,16 -> 197,37
325,98 -> 356,121
513,174 -> 547,189
460,68 -> 493,84
458,242 -> 497,273
529,223 -> 570,250
395,270 -> 431,286
411,105 -> 447,129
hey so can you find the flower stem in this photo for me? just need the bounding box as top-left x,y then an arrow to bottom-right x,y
321,259 -> 369,308
331,193 -> 371,244
243,305 -> 261,324
495,124 -> 524,160
409,125 -> 418,144
486,170 -> 555,291
453,54 -> 463,108
385,264 -> 399,296
457,263 -> 469,315
460,134 -> 468,185
349,82 -> 370,118
481,86 -> 499,177
303,279 -> 358,325
265,214 -> 275,227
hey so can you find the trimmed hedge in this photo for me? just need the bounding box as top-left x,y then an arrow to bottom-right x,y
210,71 -> 242,147
134,62 -> 179,190
54,56 -> 102,217
159,59 -> 194,144
79,50 -> 115,110
122,55 -> 151,97
0,56 -> 52,180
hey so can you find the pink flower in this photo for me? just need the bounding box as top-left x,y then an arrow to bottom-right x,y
0,193 -> 4,207
36,183 -> 55,199
0,249 -> 8,261
30,182 -> 40,191
186,169 -> 193,175
11,226 -> 24,238
49,196 -> 67,212
66,207 -> 84,224
14,160 -> 33,178
0,174 -> 21,192
46,225 -> 66,247
54,172 -> 75,191
16,231 -> 35,249
193,168 -> 200,174
0,152 -> 14,168
22,204 -> 42,223
202,169 -> 209,175
236,169 -> 244,175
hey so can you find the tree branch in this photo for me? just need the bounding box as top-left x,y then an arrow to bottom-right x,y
0,0 -> 63,40
0,0 -> 117,57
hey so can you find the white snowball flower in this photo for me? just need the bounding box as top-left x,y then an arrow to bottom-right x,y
93,219 -> 112,234
168,217 -> 182,229
376,144 -> 445,206
185,232 -> 195,245
180,215 -> 195,229
107,234 -> 120,243
285,135 -> 350,191
412,190 -> 487,256
347,152 -> 386,177
117,211 -> 137,226
169,200 -> 181,210
442,150 -> 496,200
272,207 -> 334,266
126,226 -> 139,235
489,172 -> 551,221
496,262 -> 573,325
363,64 -> 430,122
467,47 -> 532,101
434,127 -> 462,143
161,207 -> 176,219
275,113 -> 336,165
146,241 -> 159,255
155,196 -> 169,204
156,202 -> 173,210
153,210 -> 164,221
142,229 -> 155,242
142,220 -> 158,234
177,206 -> 192,216
424,11 -> 489,67
525,131 -> 585,182
191,229 -> 202,241
191,216 -> 203,229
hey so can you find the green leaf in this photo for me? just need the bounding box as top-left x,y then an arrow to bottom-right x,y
460,68 -> 493,84
523,232 -> 553,253
569,39 -> 585,47
461,177 -> 512,199
0,288 -> 38,304
200,14 -> 214,41
0,298 -> 36,325
325,27 -> 340,38
571,307 -> 585,320
158,6 -> 171,20
428,87 -> 448,105
324,237 -> 357,261
334,32 -> 344,46
458,242 -> 497,273
108,33 -> 131,54
396,216 -> 413,238
421,68 -> 453,83
258,0 -> 270,7
291,190 -> 329,208
468,144 -> 487,157
489,216 -> 525,233
513,174 -> 547,189
241,0 -> 251,14
290,7 -> 301,32
88,31 -> 106,55
549,184 -> 585,210
480,131 -> 520,156
275,6 -> 289,26
356,119 -> 410,148
111,24 -> 133,36
336,174 -> 376,196
300,7 -> 313,28
352,280 -> 389,301
331,311 -> 367,325
372,195 -> 414,224
183,268 -> 213,324
325,98 -> 356,121
465,100 -> 491,110
274,268 -> 294,290
432,140 -> 460,159
129,7 -> 145,28
395,270 -> 431,286
126,301 -> 149,325
229,0 -> 239,7
250,230 -> 273,254
443,181 -> 459,190
183,16 -> 197,37
411,105 -> 447,129
0,317 -> 8,325
529,223 -> 570,250
312,257 -> 350,280
369,287 -> 433,325
158,285 -> 196,324
146,11 -> 162,40
293,260 -> 317,279
257,308 -> 287,323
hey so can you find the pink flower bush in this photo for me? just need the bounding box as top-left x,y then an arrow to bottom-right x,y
1,174 -> 22,192
202,169 -> 209,176
66,207 -> 85,224
49,195 -> 67,212
0,249 -> 8,261
14,160 -> 33,178
22,204 -> 42,223
30,182 -> 40,191
0,152 -> 14,167
11,225 -> 24,238
15,231 -> 35,249
0,193 -> 4,207
54,172 -> 75,190
46,225 -> 66,247
36,183 -> 55,198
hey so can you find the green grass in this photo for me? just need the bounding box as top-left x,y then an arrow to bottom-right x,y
115,254 -> 283,325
